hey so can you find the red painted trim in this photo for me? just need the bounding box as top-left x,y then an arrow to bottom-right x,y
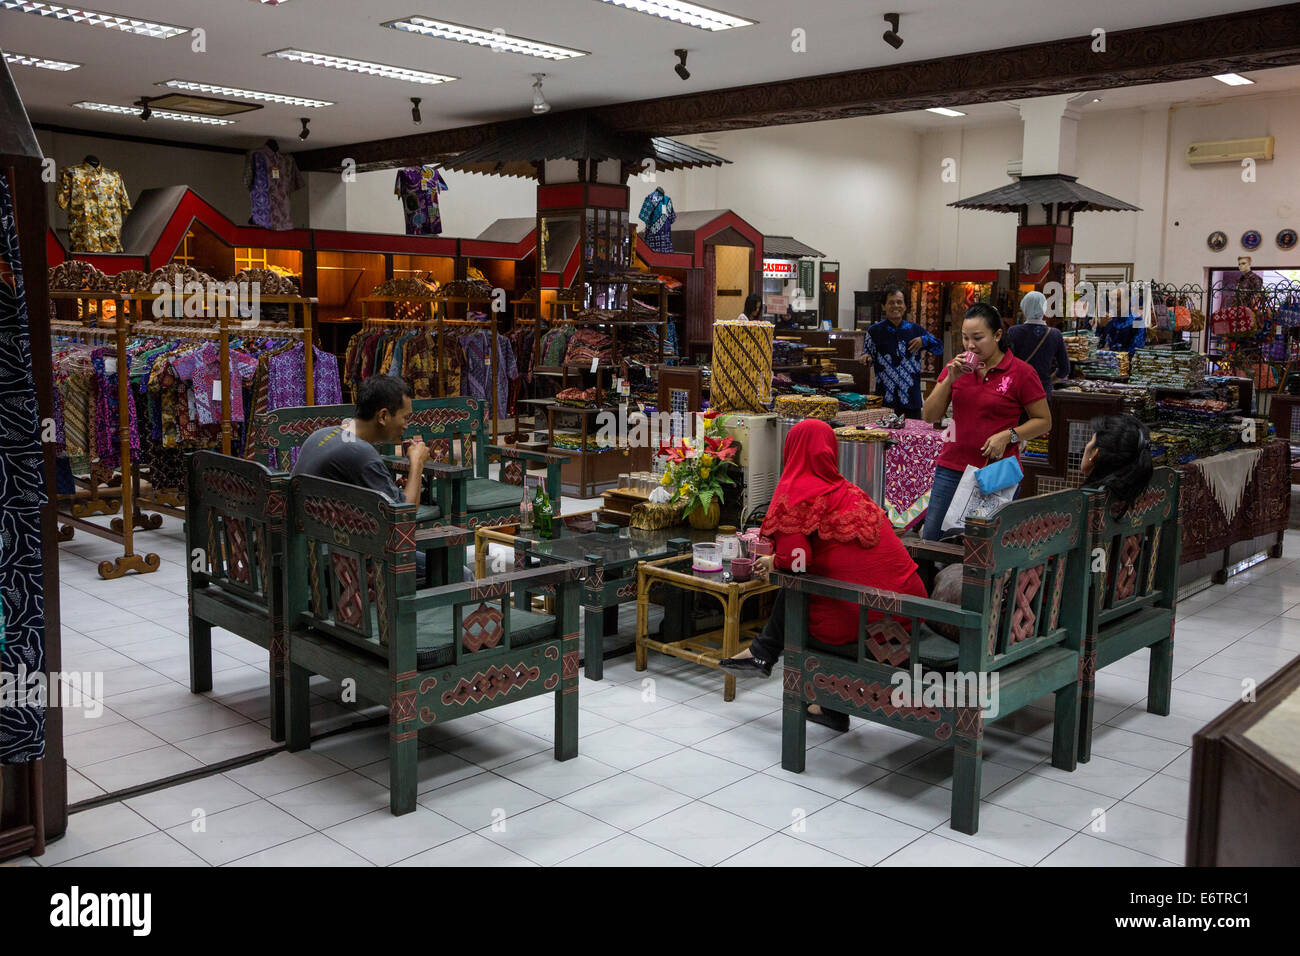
151,191 -> 312,264
460,235 -> 537,260
46,229 -> 65,267
635,236 -> 693,269
905,270 -> 1000,282
688,211 -> 764,263
587,183 -> 629,209
312,230 -> 458,256
1015,225 -> 1072,246
538,184 -> 586,209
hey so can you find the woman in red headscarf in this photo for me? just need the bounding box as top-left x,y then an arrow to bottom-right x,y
720,419 -> 928,731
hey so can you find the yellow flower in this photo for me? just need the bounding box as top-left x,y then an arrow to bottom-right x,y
700,467 -> 711,479
700,454 -> 714,467
680,484 -> 692,496
660,473 -> 672,485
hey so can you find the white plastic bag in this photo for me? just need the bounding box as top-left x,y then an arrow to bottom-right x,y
941,464 -> 1019,532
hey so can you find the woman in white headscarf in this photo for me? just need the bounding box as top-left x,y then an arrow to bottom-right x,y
1004,290 -> 1071,397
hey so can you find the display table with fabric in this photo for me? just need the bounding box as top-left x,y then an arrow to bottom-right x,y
1176,438 -> 1290,567
883,418 -> 946,530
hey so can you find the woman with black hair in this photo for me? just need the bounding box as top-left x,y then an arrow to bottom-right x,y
1079,414 -> 1154,512
738,293 -> 763,321
921,303 -> 1052,540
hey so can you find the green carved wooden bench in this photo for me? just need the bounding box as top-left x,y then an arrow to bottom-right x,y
776,488 -> 1091,834
282,473 -> 586,815
186,451 -> 291,741
1080,467 -> 1182,761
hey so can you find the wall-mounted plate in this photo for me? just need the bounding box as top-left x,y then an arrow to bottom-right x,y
1207,231 -> 1228,252
1242,230 -> 1262,250
1277,229 -> 1298,251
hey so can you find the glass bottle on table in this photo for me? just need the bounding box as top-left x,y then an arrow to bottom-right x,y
533,478 -> 554,539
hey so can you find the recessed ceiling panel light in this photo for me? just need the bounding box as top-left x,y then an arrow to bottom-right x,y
1213,73 -> 1254,86
73,101 -> 235,125
160,79 -> 332,108
926,107 -> 966,117
0,1 -> 188,38
266,49 -> 456,84
4,51 -> 81,70
384,16 -> 588,59
592,0 -> 755,31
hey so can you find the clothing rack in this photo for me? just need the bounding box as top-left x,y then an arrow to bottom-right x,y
48,295 -> 160,579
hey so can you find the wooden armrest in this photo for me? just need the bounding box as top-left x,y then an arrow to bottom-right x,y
770,570 -> 977,628
411,560 -> 590,609
904,539 -> 964,561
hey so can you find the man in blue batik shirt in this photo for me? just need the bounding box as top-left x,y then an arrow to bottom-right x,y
1094,309 -> 1146,355
863,283 -> 944,417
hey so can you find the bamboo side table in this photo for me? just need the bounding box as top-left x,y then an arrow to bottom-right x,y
635,553 -> 777,702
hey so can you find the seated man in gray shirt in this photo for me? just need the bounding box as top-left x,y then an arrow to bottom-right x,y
293,376 -> 432,574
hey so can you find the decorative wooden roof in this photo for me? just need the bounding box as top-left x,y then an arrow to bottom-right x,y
949,174 -> 1140,213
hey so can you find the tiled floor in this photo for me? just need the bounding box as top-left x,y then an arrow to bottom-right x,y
26,513 -> 1300,867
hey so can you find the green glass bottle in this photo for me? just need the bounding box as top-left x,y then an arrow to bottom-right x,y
533,479 -> 554,539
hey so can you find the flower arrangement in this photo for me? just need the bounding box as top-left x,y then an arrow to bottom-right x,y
657,410 -> 739,521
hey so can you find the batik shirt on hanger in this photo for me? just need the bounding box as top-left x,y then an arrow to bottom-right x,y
638,188 -> 676,254
395,166 -> 450,236
56,162 -> 132,252
0,172 -> 49,764
244,145 -> 304,230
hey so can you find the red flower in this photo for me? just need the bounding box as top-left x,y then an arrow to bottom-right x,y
704,436 -> 738,461
702,410 -> 721,420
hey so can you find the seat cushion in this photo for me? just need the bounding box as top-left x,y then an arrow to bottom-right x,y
466,477 -> 523,514
415,503 -> 442,523
413,604 -> 555,669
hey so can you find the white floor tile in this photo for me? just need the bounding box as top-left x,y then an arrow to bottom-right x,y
558,773 -> 692,831
268,772 -> 392,829
1038,831 -> 1177,867
1087,801 -> 1187,864
64,722 -> 169,768
878,831 -> 1021,866
78,743 -> 205,794
135,699 -> 252,743
174,722 -> 279,765
632,801 -> 771,867
39,803 -> 157,866
166,800 -> 313,866
125,774 -> 261,829
435,724 -> 552,770
224,832 -> 374,867
223,750 -> 349,797
393,832 -> 538,867
557,833 -> 698,867
984,773 -> 1116,830
630,748 -> 755,799
719,832 -> 861,867
702,773 -> 836,830
494,752 -> 620,799
417,771 -> 546,830
763,748 -> 891,799
1125,772 -> 1191,819
1087,725 -> 1188,772
53,830 -> 207,867
479,802 -> 620,866
843,772 -> 963,830
939,803 -> 1076,866
355,746 -> 483,796
574,724 -> 685,771
790,801 -> 927,865
323,806 -> 468,866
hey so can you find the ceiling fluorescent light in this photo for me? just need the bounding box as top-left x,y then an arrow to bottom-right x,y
926,107 -> 966,117
160,79 -> 332,108
384,16 -> 587,59
4,51 -> 81,70
73,101 -> 235,125
593,0 -> 755,31
0,1 -> 188,38
266,49 -> 456,84
1213,73 -> 1253,86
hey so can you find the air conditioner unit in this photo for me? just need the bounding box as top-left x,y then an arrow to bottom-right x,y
1185,136 -> 1275,166
721,413 -> 779,524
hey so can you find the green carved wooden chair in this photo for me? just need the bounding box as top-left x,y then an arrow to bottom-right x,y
186,451 -> 291,741
400,396 -> 571,534
282,473 -> 586,815
776,488 -> 1091,834
1079,467 -> 1182,761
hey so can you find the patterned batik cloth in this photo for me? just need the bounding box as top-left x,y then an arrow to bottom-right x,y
395,167 -> 449,236
172,343 -> 258,425
864,319 -> 943,411
638,190 -> 676,254
884,418 -> 945,530
459,330 -> 518,415
266,343 -> 343,410
56,162 -> 132,252
0,172 -> 48,763
712,320 -> 773,413
244,146 -> 304,230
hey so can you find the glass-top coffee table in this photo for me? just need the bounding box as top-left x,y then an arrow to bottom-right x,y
474,525 -> 718,679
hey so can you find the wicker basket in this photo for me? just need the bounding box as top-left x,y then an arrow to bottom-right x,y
774,395 -> 839,420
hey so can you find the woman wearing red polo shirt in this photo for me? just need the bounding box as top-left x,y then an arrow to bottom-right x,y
921,303 -> 1052,541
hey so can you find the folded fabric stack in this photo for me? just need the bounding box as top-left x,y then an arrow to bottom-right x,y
618,324 -> 664,369
1024,435 -> 1050,462
835,407 -> 891,427
563,328 -> 614,366
1077,350 -> 1125,379
772,340 -> 808,366
1147,429 -> 1192,464
555,386 -> 598,408
1130,347 -> 1206,389
774,395 -> 840,420
1156,398 -> 1238,453
1063,332 -> 1098,363
1205,376 -> 1243,407
835,392 -> 871,410
1055,380 -> 1157,420
833,427 -> 891,442
371,276 -> 439,298
551,431 -> 615,452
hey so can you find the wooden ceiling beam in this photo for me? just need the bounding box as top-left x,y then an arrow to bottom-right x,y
296,3 -> 1300,172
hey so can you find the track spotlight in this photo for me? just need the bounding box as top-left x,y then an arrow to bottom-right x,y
882,13 -> 902,50
410,97 -> 422,125
531,73 -> 550,114
674,49 -> 690,81
136,96 -> 153,121
298,117 -> 311,141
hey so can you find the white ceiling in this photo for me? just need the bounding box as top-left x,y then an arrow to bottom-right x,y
886,64 -> 1300,129
4,0 -> 1299,151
